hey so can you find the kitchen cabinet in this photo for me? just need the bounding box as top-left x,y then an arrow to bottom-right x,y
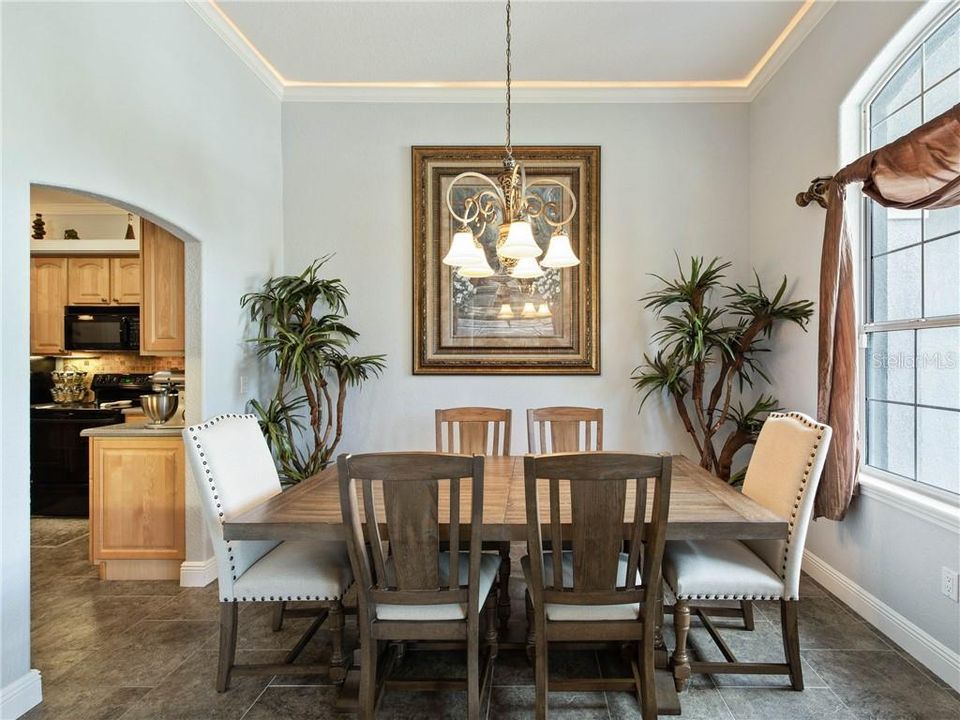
89,435 -> 184,580
110,257 -> 141,304
140,220 -> 185,356
68,257 -> 111,305
30,257 -> 68,355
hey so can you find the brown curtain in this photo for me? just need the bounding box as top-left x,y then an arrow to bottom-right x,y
815,104 -> 960,521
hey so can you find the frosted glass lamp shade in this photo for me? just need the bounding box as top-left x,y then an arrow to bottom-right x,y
540,232 -> 580,268
510,256 -> 544,279
457,249 -> 495,278
521,302 -> 537,318
497,303 -> 514,319
537,302 -> 551,317
443,230 -> 481,266
498,220 -> 542,259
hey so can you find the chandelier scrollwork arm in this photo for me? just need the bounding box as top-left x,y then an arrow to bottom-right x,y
523,179 -> 578,229
445,172 -> 506,225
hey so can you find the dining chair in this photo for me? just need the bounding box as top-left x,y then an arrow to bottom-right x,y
663,411 -> 832,691
338,452 -> 501,720
183,414 -> 353,691
526,406 -> 603,453
522,452 -> 672,720
435,407 -> 511,455
436,406 -> 513,627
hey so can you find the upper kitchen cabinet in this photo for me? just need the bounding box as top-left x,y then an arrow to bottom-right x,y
68,257 -> 111,305
111,257 -> 141,305
140,219 -> 185,356
31,257 -> 69,355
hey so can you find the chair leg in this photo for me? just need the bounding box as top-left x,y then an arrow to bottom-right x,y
271,601 -> 286,632
468,620 -> 481,720
485,588 -> 499,659
671,598 -> 691,692
217,601 -> 239,693
534,608 -> 549,720
741,600 -> 755,631
359,623 -> 377,720
525,591 -> 535,663
329,602 -> 347,683
497,541 -> 512,628
638,621 -> 658,720
781,600 -> 804,691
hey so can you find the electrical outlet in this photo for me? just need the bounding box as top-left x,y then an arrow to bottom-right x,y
239,375 -> 247,395
941,567 -> 959,602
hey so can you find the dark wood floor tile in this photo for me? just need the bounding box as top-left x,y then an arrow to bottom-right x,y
21,683 -> 149,720
57,620 -> 217,687
118,649 -> 280,720
490,686 -> 609,719
32,595 -> 174,652
718,686 -> 857,719
803,649 -> 960,720
607,682 -> 733,720
243,686 -> 352,720
492,648 -> 600,686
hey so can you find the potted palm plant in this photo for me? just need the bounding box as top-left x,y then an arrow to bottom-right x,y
632,256 -> 814,484
242,257 -> 386,484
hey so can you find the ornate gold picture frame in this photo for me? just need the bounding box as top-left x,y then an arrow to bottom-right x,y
413,146 -> 600,375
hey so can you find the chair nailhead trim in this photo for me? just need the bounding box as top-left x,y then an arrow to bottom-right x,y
767,413 -> 828,578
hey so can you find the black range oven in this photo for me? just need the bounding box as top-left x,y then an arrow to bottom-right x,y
31,373 -> 154,517
64,306 -> 140,352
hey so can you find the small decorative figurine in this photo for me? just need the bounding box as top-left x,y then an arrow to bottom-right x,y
64,229 -> 80,239
31,213 -> 46,239
124,213 -> 136,240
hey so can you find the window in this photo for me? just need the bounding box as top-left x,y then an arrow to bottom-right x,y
863,9 -> 960,496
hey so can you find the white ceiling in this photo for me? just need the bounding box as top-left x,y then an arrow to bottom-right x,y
216,0 -> 808,85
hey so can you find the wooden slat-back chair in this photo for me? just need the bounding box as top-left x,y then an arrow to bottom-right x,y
436,407 -> 513,628
526,407 -> 603,454
338,452 -> 501,720
436,407 -> 511,455
523,452 -> 672,720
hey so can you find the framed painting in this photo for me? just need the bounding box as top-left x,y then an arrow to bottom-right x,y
413,146 -> 600,375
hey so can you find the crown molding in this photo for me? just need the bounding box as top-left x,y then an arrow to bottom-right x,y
745,0 -> 836,101
281,84 -> 755,104
187,0 -> 284,99
192,0 -> 834,105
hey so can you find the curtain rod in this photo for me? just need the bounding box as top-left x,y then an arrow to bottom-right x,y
796,176 -> 832,209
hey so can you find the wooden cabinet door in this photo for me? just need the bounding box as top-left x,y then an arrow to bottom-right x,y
111,257 -> 141,304
30,257 -> 68,355
89,437 -> 185,561
140,220 -> 185,355
68,257 -> 111,305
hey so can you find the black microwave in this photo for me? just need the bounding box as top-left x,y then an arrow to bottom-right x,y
64,306 -> 140,352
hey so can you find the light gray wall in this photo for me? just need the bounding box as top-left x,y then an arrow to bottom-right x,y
1,0 -> 282,694
280,101 -> 751,456
748,0 -> 960,654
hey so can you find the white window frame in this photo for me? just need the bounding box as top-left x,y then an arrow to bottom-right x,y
857,3 -> 960,506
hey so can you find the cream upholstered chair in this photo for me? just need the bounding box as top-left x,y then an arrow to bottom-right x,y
183,414 -> 353,691
663,411 -> 832,691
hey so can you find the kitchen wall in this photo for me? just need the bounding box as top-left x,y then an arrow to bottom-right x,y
748,0 -> 960,679
0,1 -> 282,709
281,101 -> 752,457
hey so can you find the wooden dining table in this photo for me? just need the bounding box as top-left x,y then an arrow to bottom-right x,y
222,454 -> 787,715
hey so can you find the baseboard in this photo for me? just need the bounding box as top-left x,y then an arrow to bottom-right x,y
179,555 -> 218,588
0,669 -> 42,720
803,550 -> 960,691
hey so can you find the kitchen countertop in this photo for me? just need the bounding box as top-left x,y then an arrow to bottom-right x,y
81,421 -> 185,438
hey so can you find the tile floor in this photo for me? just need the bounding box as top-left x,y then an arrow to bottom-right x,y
25,519 -> 960,720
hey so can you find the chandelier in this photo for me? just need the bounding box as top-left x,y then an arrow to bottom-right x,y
441,0 -> 580,280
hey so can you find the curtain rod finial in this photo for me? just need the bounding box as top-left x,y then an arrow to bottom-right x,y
796,176 -> 833,209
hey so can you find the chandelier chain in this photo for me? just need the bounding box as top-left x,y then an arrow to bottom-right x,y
505,0 -> 512,162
